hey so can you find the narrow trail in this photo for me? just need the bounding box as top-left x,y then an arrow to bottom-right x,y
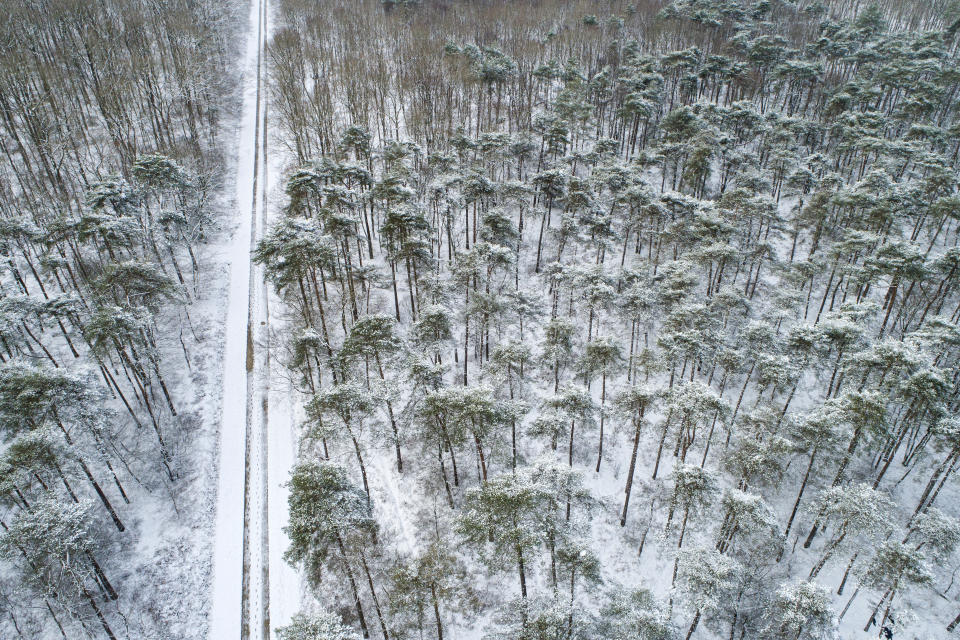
240,0 -> 270,635
210,0 -> 296,636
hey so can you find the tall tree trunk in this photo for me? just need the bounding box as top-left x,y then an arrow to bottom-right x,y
595,372 -> 606,472
360,550 -> 390,640
337,533 -> 370,638
621,406 -> 645,526
430,582 -> 444,640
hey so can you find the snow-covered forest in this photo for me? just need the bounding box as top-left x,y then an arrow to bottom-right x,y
0,0 -> 246,637
4,0 -> 960,639
263,1 -> 960,639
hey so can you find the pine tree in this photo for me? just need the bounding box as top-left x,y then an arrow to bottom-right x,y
675,546 -> 741,640
285,462 -> 378,638
457,461 -> 588,605
806,484 -> 894,579
0,495 -> 117,639
760,581 -> 835,640
340,314 -> 405,471
306,383 -> 378,500
597,588 -> 674,640
389,541 -> 471,640
278,612 -> 362,640
859,542 -> 931,633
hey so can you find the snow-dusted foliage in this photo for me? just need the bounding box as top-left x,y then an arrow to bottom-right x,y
762,581 -> 836,640
11,0 -> 960,637
0,0 -> 244,636
258,0 -> 960,637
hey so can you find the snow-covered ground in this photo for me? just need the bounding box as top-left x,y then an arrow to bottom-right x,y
207,0 -> 259,628
263,50 -> 303,635
208,0 -> 300,639
209,0 -> 299,637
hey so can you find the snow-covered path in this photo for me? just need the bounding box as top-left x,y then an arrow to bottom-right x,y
209,0 -> 298,636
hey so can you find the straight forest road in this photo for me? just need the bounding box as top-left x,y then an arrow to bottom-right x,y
210,0 -> 298,636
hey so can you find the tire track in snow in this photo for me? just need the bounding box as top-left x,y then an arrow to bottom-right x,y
241,0 -> 270,635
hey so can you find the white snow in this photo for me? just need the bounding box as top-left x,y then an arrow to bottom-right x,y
263,4 -> 302,622
208,0 -> 263,635
209,0 -> 300,635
